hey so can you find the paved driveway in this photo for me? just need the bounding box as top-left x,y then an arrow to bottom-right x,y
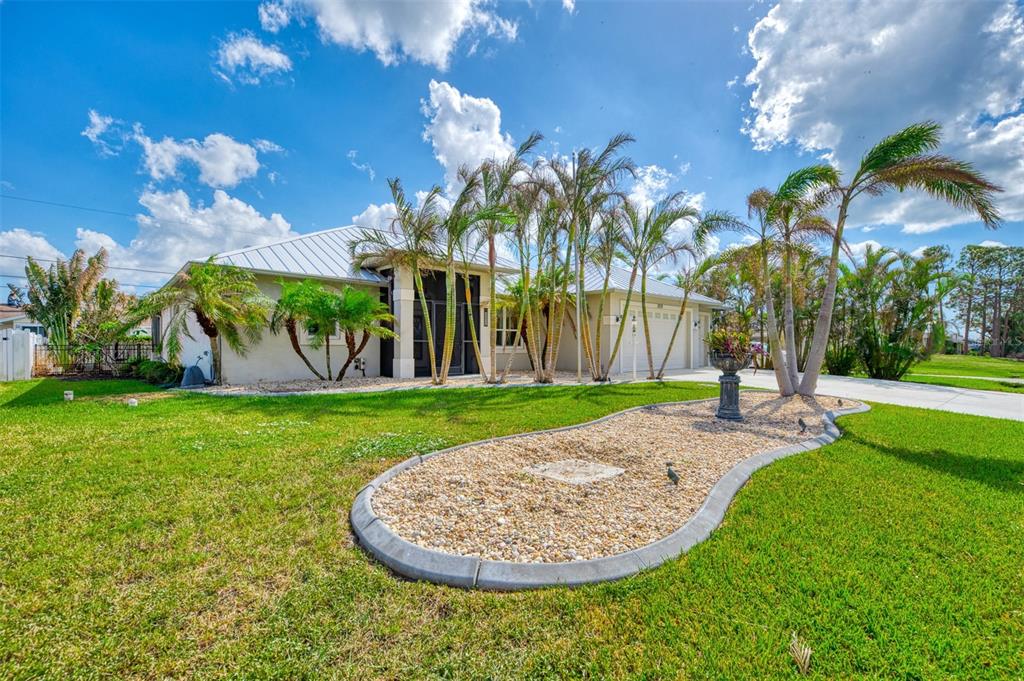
665,369 -> 1024,421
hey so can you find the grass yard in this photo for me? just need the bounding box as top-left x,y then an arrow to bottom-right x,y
907,354 -> 1024,378
2,379 -> 1022,679
901,374 -> 1024,394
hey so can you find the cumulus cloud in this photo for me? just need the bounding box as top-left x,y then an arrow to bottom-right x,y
743,0 -> 1024,232
845,239 -> 884,260
351,202 -> 398,230
421,79 -> 515,192
979,239 -> 1008,248
216,32 -> 292,85
132,126 -> 262,188
562,0 -> 576,13
0,228 -> 66,262
255,0 -> 516,70
3,190 -> 294,287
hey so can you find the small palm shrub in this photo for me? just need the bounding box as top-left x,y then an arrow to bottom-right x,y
825,344 -> 859,376
130,358 -> 183,385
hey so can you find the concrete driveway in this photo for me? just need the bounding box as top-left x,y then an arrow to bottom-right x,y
665,368 -> 1024,421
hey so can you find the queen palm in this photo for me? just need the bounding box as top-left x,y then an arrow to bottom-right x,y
138,258 -> 269,385
798,121 -> 1002,395
581,208 -> 622,379
350,178 -> 443,383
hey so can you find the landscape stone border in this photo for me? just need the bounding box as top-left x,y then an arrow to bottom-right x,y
350,398 -> 871,590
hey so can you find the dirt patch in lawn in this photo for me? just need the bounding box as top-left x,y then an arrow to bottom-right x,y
372,393 -> 856,563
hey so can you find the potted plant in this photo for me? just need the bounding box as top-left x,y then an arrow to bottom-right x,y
706,328 -> 752,420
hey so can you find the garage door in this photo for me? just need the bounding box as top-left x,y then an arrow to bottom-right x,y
617,302 -> 689,376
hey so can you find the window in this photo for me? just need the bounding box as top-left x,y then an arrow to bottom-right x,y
496,309 -> 520,349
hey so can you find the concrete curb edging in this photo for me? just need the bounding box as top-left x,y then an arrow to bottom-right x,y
351,399 -> 871,591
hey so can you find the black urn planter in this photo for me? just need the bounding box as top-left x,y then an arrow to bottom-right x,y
710,352 -> 751,420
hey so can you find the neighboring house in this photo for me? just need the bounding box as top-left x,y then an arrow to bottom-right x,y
153,225 -> 723,384
0,305 -> 45,336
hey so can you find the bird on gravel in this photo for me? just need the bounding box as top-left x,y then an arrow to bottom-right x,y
838,398 -> 844,407
798,417 -> 808,433
666,462 -> 680,486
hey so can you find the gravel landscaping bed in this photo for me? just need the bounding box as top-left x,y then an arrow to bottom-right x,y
200,371 -> 598,395
372,392 -> 856,563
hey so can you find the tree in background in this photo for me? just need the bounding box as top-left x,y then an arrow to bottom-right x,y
24,248 -> 108,350
137,258 -> 269,385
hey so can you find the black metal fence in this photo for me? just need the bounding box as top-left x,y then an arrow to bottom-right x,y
33,343 -> 154,377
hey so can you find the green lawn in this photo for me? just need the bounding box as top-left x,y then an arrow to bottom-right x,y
2,379 -> 1022,679
901,374 -> 1024,394
907,354 -> 1024,379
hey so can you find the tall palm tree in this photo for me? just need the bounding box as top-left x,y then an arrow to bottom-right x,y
798,122 -> 1002,395
475,132 -> 542,382
350,178 -> 443,383
334,285 -> 397,383
138,258 -> 269,385
546,133 -> 635,382
654,210 -> 742,379
611,194 -> 699,379
582,207 -> 622,379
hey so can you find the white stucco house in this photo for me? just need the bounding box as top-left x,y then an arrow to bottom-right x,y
154,226 -> 723,384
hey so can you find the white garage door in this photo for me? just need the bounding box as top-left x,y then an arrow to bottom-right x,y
617,302 -> 688,376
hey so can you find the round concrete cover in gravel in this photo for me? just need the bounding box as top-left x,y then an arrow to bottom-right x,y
350,397 -> 869,590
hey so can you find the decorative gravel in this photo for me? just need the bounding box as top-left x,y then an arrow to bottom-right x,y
372,393 -> 857,563
204,371 -> 590,395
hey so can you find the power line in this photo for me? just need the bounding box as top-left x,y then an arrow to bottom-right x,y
0,272 -> 161,288
0,253 -> 175,275
0,193 -> 294,239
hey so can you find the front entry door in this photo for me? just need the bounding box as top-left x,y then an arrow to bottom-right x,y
414,301 -> 466,377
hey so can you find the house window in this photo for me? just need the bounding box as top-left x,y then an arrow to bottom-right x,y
496,309 -> 520,349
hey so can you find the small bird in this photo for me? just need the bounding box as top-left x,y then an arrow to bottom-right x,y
798,417 -> 808,434
666,462 -> 680,486
838,398 -> 844,407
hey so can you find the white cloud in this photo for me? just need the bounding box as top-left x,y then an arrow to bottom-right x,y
979,239 -> 1008,248
216,32 -> 292,85
726,76 -> 739,89
910,246 -> 929,258
351,202 -> 398,230
81,109 -> 128,156
562,0 -> 576,13
133,126 -> 262,188
253,138 -> 284,153
0,228 -> 66,262
258,0 -> 516,70
628,164 -> 674,210
846,239 -> 883,260
258,1 -> 291,32
72,189 -> 294,285
421,79 -> 515,192
743,1 -> 1024,232
347,149 -> 376,181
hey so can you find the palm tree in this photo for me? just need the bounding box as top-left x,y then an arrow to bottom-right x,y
474,132 -> 542,382
546,133 -> 635,382
138,258 -> 269,384
24,248 -> 109,360
335,285 -> 397,383
798,121 -> 1002,396
610,194 -> 698,379
350,178 -> 443,383
699,190 -> 795,394
582,208 -> 622,379
269,279 -> 331,380
654,211 -> 742,379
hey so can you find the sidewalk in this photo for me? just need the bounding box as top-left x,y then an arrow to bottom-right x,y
664,369 -> 1024,421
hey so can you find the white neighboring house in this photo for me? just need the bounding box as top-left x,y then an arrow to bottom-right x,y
153,226 -> 723,384
0,304 -> 46,336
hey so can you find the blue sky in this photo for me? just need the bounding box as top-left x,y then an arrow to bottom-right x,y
2,0 -> 1022,291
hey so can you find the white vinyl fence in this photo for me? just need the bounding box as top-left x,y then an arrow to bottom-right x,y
0,329 -> 41,381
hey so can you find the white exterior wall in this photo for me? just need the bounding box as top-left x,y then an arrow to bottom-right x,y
159,274 -> 385,384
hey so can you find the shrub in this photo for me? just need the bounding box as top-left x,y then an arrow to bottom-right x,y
131,359 -> 183,386
825,345 -> 859,376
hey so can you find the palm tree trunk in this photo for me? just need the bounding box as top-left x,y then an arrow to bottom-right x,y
640,269 -> 655,379
209,334 -> 222,385
764,251 -> 794,396
325,335 -> 332,381
438,263 -> 456,384
286,318 -> 325,380
799,196 -> 850,396
592,268 -> 612,379
604,265 -> 639,380
656,289 -> 691,379
413,267 -> 438,384
336,330 -> 369,383
488,235 -> 498,383
463,272 -> 486,380
783,244 -> 799,386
